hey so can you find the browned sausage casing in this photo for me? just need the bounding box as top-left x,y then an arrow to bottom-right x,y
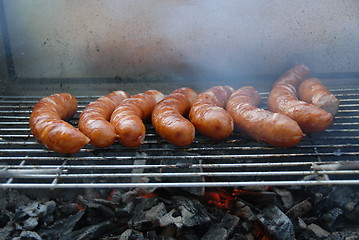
152,87 -> 198,146
110,90 -> 164,147
29,93 -> 90,154
227,86 -> 303,147
79,90 -> 130,148
268,64 -> 333,133
298,78 -> 340,116
189,86 -> 234,140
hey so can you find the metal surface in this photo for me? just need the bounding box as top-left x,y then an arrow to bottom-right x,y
0,86 -> 359,188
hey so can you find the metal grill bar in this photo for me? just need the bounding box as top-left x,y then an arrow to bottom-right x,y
0,85 -> 359,188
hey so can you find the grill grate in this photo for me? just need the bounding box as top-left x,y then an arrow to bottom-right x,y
0,87 -> 359,188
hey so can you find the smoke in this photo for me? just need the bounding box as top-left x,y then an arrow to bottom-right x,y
3,0 -> 359,80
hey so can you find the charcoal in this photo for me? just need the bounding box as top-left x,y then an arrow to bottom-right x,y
129,197 -> 167,231
234,201 -> 255,221
145,230 -> 159,240
201,214 -> 239,240
296,217 -> 308,231
59,220 -> 120,240
159,225 -> 177,238
273,187 -> 294,210
306,223 -> 331,239
38,209 -> 85,239
77,195 -> 116,218
12,230 -> 42,240
22,217 -> 38,230
235,191 -> 276,208
172,196 -> 211,227
230,232 -> 255,240
0,223 -> 14,240
120,229 -> 147,240
319,208 -> 344,230
58,203 -> 79,216
14,202 -> 47,222
345,203 -> 359,222
115,202 -> 133,219
159,196 -> 212,229
0,211 -> 11,228
257,206 -> 295,240
327,186 -> 359,211
285,199 -> 312,219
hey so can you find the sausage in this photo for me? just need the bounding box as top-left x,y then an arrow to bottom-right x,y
189,86 -> 234,140
226,86 -> 303,147
268,64 -> 333,133
152,87 -> 198,146
110,90 -> 164,147
29,93 -> 90,154
78,90 -> 130,148
298,78 -> 339,116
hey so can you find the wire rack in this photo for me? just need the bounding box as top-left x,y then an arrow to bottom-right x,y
0,86 -> 359,188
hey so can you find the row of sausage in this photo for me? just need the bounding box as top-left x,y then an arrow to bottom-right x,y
29,64 -> 339,154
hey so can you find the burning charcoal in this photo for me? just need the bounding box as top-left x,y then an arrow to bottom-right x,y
257,206 -> 295,240
285,199 -> 312,219
202,214 -> 239,240
129,197 -> 167,231
39,209 -> 85,239
273,187 -> 294,210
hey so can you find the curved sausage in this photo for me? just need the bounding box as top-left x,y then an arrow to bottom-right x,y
226,86 -> 303,147
29,93 -> 90,154
189,86 -> 234,140
268,65 -> 333,133
110,90 -> 164,147
79,90 -> 130,148
152,87 -> 198,146
298,78 -> 339,116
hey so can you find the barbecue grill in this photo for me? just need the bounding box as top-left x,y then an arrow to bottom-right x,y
1,87 -> 358,188
1,1 -> 359,189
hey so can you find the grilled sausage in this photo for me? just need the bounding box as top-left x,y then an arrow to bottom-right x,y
298,78 -> 340,116
152,87 -> 198,146
268,64 -> 333,133
79,90 -> 130,148
29,93 -> 90,154
189,86 -> 234,140
226,86 -> 303,147
110,90 -> 164,147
